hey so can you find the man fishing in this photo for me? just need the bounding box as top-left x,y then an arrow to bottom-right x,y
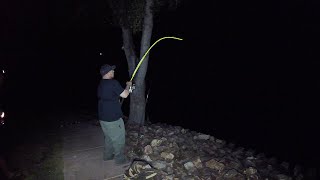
97,64 -> 132,165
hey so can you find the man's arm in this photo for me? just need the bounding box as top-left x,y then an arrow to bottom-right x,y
120,81 -> 132,98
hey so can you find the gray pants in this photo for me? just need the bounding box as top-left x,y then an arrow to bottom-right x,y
99,118 -> 127,164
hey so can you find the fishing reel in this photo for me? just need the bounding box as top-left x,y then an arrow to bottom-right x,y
129,83 -> 136,93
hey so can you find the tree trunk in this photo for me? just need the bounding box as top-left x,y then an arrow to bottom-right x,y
121,27 -> 136,77
127,0 -> 154,125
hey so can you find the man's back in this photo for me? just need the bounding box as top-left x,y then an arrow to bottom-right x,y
98,79 -> 124,122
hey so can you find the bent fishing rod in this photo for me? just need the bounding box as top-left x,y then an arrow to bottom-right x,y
120,36 -> 183,105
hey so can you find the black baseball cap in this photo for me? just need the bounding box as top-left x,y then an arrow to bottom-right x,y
100,64 -> 116,76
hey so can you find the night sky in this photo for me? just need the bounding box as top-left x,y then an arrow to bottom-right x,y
1,0 -> 320,169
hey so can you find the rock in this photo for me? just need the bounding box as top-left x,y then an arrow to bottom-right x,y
124,121 -> 300,180
142,155 -> 152,162
215,139 -> 224,144
184,162 -> 196,172
205,159 -> 225,172
202,148 -> 216,156
153,161 -> 167,170
151,139 -> 162,147
144,145 -> 153,155
197,134 -> 210,140
169,142 -> 179,149
192,157 -> 203,169
227,160 -> 242,170
223,169 -> 238,178
155,128 -> 163,134
276,174 -> 292,180
163,175 -> 174,180
166,166 -> 174,175
209,136 -> 215,142
243,158 -> 256,168
244,167 -> 257,175
161,152 -> 175,160
246,156 -> 256,160
181,128 -> 187,134
181,145 -> 187,150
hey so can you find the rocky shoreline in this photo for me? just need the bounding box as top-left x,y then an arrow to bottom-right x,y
124,122 -> 304,180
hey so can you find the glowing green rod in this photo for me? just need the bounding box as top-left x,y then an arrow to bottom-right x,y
129,36 -> 183,81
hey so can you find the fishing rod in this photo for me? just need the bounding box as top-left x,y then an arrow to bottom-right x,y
129,36 -> 183,82
120,36 -> 183,105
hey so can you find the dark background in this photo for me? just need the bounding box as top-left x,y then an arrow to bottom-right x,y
1,0 -> 320,169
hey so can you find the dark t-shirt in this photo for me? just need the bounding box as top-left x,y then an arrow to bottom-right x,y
97,79 -> 124,122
